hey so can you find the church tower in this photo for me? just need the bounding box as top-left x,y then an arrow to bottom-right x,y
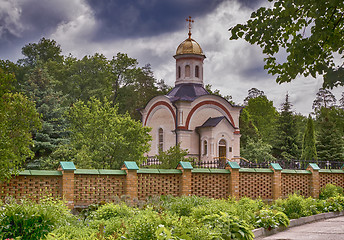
140,17 -> 242,164
174,16 -> 205,86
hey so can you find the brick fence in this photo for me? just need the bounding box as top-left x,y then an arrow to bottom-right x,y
1,161 -> 343,209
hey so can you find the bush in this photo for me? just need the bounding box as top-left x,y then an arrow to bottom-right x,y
272,193 -> 306,219
254,209 -> 289,230
162,195 -> 210,217
90,203 -> 135,220
0,197 -> 74,240
319,184 -> 344,200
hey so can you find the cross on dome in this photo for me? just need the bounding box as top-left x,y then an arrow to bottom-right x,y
186,16 -> 194,38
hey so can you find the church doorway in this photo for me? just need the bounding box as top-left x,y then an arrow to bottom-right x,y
218,139 -> 227,167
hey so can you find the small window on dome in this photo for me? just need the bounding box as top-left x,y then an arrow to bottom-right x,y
185,65 -> 190,77
178,66 -> 181,78
195,66 -> 199,78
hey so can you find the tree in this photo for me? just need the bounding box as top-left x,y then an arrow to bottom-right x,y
340,92 -> 344,109
230,0 -> 344,88
244,88 -> 265,105
19,38 -> 63,67
205,84 -> 234,103
0,69 -> 41,181
23,63 -> 69,168
312,88 -> 337,112
240,138 -> 276,163
154,143 -> 193,169
53,97 -> 151,169
316,107 -> 344,162
273,93 -> 299,159
239,108 -> 260,148
301,115 -> 317,161
244,95 -> 278,144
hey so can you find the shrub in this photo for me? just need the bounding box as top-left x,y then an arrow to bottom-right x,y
0,197 -> 74,240
319,184 -> 344,200
200,212 -> 254,240
272,193 -> 306,219
162,195 -> 210,217
254,209 -> 289,230
91,203 -> 135,220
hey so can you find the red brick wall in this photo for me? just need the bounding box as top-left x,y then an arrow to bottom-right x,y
320,173 -> 344,189
74,174 -> 125,206
239,172 -> 273,199
191,173 -> 230,198
2,167 -> 344,207
282,173 -> 310,197
137,173 -> 180,200
0,175 -> 62,201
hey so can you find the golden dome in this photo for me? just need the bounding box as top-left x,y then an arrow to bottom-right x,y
175,37 -> 204,56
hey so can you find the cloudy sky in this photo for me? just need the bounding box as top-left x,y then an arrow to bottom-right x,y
1,0 -> 343,115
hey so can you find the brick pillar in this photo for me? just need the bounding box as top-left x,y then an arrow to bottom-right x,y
270,163 -> 282,200
225,161 -> 240,199
307,163 -> 320,198
121,161 -> 139,201
176,161 -> 193,196
59,162 -> 76,209
62,170 -> 75,209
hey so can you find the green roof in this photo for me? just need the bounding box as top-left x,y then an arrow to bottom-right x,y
308,163 -> 320,170
270,163 -> 282,171
178,161 -> 193,169
123,161 -> 139,170
60,161 -> 76,171
226,161 -> 240,169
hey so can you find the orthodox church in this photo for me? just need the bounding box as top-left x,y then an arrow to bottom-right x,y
140,18 -> 242,162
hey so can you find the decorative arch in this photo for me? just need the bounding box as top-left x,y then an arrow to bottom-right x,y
144,101 -> 176,126
184,100 -> 235,130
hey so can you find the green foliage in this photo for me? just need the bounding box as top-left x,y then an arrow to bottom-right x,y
254,209 -> 289,230
59,97 -> 151,169
19,37 -> 63,67
155,143 -> 194,169
244,95 -> 278,144
239,109 -> 260,147
91,203 -> 135,220
0,70 -> 42,180
163,195 -> 211,217
316,107 -> 344,161
0,197 -> 74,240
273,93 -> 299,159
301,115 -> 317,161
22,63 -> 69,169
230,0 -> 344,88
200,212 -> 254,240
319,184 -> 344,200
240,137 -> 276,162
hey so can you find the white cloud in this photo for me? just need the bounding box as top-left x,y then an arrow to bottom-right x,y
47,0 -> 343,115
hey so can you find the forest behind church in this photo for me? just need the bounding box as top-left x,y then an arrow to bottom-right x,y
1,38 -> 343,177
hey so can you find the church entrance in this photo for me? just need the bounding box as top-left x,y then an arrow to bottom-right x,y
218,139 -> 227,168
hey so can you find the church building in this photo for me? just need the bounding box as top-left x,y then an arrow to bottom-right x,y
140,18 -> 242,163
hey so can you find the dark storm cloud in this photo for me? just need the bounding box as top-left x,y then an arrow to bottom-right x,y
86,0 -> 228,40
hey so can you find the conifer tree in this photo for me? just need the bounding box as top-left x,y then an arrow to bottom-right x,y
316,107 -> 344,162
23,63 -> 69,168
301,115 -> 317,161
273,93 -> 299,159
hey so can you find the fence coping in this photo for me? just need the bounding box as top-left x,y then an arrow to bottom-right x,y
123,161 -> 139,170
270,163 -> 282,170
308,163 -> 320,170
226,161 -> 240,169
178,161 -> 193,169
239,168 -> 273,173
319,169 -> 344,173
75,169 -> 126,175
60,161 -> 76,171
282,169 -> 311,174
137,169 -> 182,174
19,170 -> 62,176
192,168 -> 230,174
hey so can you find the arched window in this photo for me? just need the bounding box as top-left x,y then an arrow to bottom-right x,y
203,140 -> 208,155
185,65 -> 190,77
178,66 -> 181,78
158,128 -> 164,151
195,65 -> 199,78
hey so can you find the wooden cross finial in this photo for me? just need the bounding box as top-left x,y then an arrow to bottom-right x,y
186,16 -> 194,38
